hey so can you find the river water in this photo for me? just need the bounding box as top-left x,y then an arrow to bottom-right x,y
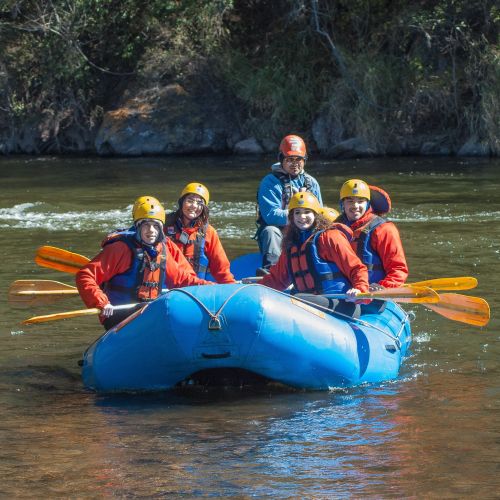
0,155 -> 498,498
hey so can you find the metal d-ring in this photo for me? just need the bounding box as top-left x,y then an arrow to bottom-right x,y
208,316 -> 222,330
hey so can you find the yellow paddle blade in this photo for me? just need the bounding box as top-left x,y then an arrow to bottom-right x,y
35,246 -> 90,274
410,277 -> 478,291
425,293 -> 490,327
22,308 -> 101,325
9,279 -> 77,293
9,280 -> 79,308
359,286 -> 440,304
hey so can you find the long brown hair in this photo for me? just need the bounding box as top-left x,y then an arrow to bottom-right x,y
282,212 -> 331,250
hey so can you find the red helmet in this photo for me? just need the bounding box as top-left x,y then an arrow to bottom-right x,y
279,135 -> 307,159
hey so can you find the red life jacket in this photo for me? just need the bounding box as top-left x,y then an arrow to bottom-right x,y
287,224 -> 353,294
165,216 -> 209,278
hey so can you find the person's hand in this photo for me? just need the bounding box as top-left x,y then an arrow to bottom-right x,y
345,288 -> 361,302
346,288 -> 372,304
369,282 -> 385,292
101,303 -> 114,318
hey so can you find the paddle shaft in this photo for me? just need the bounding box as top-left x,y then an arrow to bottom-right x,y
324,293 -> 428,303
325,285 -> 439,303
14,287 -> 167,297
17,290 -> 79,296
22,303 -> 141,325
243,276 -> 478,292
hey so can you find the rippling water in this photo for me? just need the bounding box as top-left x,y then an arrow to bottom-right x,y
0,155 -> 499,497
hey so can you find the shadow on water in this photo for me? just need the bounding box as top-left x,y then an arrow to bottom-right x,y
93,372 -> 319,411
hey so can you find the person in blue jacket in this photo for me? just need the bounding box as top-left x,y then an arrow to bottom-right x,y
255,134 -> 322,275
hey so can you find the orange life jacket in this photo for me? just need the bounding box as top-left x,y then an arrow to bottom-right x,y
101,230 -> 167,304
287,224 -> 353,294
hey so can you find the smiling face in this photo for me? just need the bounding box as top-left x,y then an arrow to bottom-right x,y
139,220 -> 162,245
282,156 -> 305,177
292,208 -> 316,231
181,194 -> 205,224
342,196 -> 369,222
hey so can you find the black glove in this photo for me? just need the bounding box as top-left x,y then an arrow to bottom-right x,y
369,282 -> 385,292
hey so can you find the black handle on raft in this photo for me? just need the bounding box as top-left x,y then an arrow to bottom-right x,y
201,352 -> 231,359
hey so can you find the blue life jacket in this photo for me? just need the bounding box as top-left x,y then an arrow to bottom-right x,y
352,214 -> 387,283
101,230 -> 167,305
287,225 -> 352,294
273,170 -> 315,208
188,224 -> 209,279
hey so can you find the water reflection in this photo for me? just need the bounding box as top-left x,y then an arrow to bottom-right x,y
1,155 -> 499,497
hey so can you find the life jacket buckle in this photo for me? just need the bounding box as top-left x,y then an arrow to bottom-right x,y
179,231 -> 190,244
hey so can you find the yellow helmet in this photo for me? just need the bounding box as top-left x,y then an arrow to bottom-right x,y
288,192 -> 321,213
132,196 -> 166,224
180,182 -> 210,205
339,179 -> 371,200
319,206 -> 340,222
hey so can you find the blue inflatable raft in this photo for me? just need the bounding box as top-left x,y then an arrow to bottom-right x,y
81,284 -> 412,393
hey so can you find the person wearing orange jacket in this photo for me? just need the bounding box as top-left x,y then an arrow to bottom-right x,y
258,192 -> 369,316
164,182 -> 235,284
76,195 -> 212,330
337,179 -> 408,290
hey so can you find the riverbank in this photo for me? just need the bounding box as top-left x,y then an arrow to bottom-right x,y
1,2 -> 498,157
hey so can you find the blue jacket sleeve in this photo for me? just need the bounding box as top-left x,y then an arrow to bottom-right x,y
257,174 -> 289,226
311,178 -> 323,206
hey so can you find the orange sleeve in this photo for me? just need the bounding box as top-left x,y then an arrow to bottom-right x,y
205,225 -> 235,284
164,238 -> 213,288
318,230 -> 369,292
75,241 -> 132,309
259,251 -> 293,291
370,223 -> 408,288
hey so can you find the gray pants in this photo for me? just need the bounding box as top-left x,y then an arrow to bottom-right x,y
257,225 -> 283,269
294,294 -> 361,318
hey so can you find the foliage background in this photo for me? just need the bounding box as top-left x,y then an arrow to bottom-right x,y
0,0 -> 498,154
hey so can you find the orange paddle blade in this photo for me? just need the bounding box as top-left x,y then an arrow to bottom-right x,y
35,246 -> 90,274
425,293 -> 490,327
410,277 -> 478,291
